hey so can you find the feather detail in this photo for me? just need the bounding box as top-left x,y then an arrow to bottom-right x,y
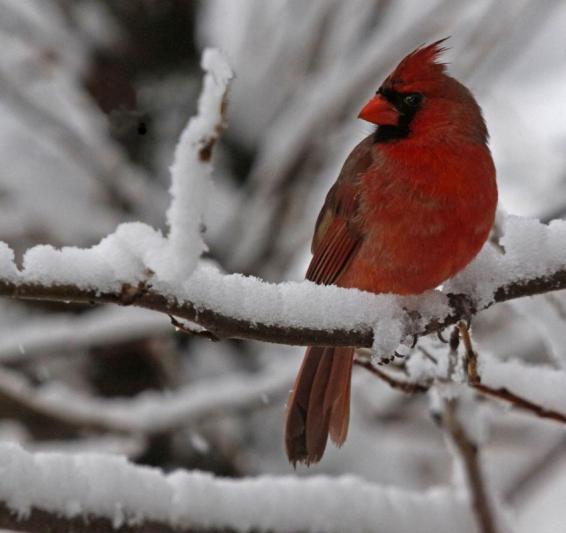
385,38 -> 450,87
306,222 -> 360,285
285,346 -> 354,465
326,347 -> 354,445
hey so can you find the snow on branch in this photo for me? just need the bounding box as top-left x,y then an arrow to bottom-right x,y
149,48 -> 233,283
374,323 -> 566,426
0,442 -> 478,533
0,218 -> 565,351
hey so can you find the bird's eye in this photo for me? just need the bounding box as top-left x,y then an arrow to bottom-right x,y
403,94 -> 422,107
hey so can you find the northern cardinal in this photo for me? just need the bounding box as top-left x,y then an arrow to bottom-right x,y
285,39 -> 497,465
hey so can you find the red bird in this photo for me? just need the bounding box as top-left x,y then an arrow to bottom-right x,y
285,40 -> 497,465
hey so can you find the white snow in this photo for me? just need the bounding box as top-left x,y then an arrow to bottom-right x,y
0,441 -> 477,532
21,223 -> 165,292
0,241 -> 18,282
181,262 -> 411,332
446,213 -> 566,307
150,49 -> 233,284
371,315 -> 405,361
0,211 -> 563,349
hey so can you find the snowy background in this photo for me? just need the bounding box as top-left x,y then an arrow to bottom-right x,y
0,0 -> 566,531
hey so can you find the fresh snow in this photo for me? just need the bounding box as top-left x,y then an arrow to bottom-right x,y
149,49 -> 233,284
0,442 -> 477,532
445,213 -> 566,307
0,242 -> 18,282
21,222 -> 166,292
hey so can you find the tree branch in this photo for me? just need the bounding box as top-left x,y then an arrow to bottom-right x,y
1,265 -> 566,348
357,321 -> 566,432
354,359 -> 429,394
0,441 -> 480,533
459,323 -> 566,424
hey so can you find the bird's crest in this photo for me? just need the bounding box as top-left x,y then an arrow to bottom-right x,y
387,38 -> 450,85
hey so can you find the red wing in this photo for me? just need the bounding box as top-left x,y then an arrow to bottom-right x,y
306,134 -> 374,286
306,183 -> 362,286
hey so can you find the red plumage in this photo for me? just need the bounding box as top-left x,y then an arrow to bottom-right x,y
285,40 -> 497,465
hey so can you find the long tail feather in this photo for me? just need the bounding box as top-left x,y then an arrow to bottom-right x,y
285,346 -> 354,465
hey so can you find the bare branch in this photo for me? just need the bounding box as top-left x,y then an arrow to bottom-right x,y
473,382 -> 566,424
354,359 -> 429,394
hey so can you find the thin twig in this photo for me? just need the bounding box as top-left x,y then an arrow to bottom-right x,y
459,323 -> 566,424
458,321 -> 479,383
359,322 -> 566,427
354,359 -> 429,394
472,383 -> 566,424
442,399 -> 499,533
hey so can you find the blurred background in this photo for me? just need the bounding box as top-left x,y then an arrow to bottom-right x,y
0,1 -> 565,531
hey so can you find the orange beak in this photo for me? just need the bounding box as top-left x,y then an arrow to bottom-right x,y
358,95 -> 399,126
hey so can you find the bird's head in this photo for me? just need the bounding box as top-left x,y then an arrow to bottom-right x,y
359,38 -> 488,144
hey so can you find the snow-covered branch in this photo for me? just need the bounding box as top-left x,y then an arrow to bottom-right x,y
0,442 -> 478,533
363,323 -> 566,427
0,239 -> 565,349
151,49 -> 233,282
